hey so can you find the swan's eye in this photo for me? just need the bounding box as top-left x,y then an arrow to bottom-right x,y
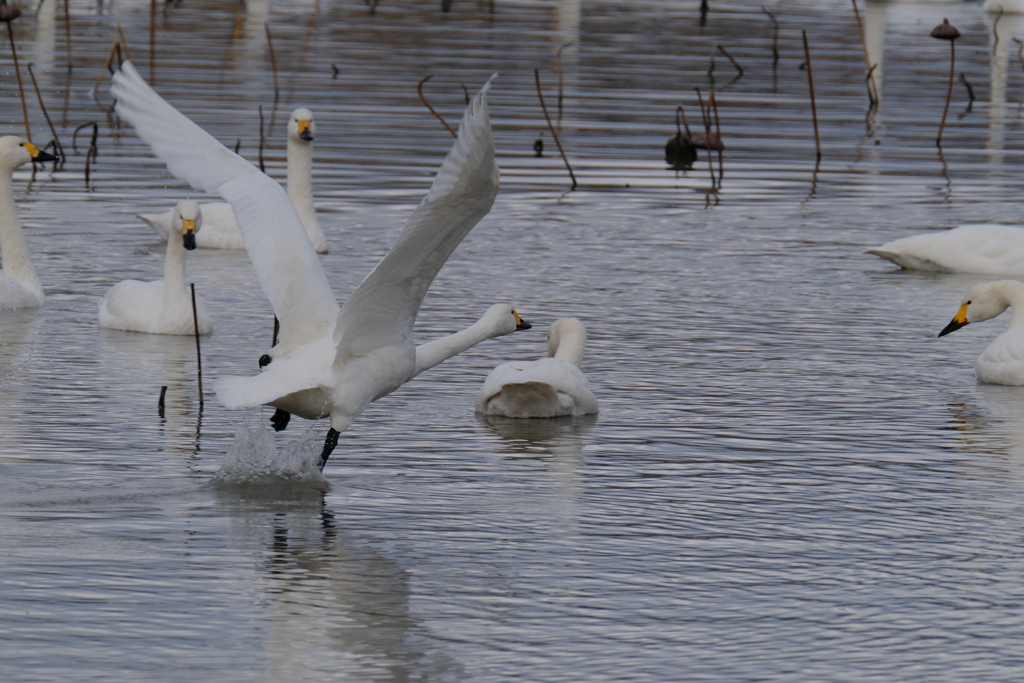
259,354 -> 272,368
966,300 -> 972,305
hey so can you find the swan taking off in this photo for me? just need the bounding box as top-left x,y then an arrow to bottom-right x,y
98,200 -> 212,335
476,317 -> 599,418
0,137 -> 58,310
110,60 -> 527,469
868,225 -> 1024,276
939,280 -> 1024,385
138,108 -> 328,253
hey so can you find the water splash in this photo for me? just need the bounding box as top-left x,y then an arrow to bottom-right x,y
211,412 -> 329,492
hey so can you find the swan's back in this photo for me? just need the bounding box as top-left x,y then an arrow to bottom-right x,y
869,224 -> 1024,275
475,357 -> 598,418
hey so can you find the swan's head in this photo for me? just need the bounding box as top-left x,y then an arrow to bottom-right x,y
288,108 -> 315,142
0,136 -> 58,170
173,200 -> 202,251
546,317 -> 587,366
479,304 -> 532,337
939,281 -> 1016,337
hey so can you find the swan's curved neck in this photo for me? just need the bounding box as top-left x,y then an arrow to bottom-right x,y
549,326 -> 586,367
0,169 -> 42,298
414,318 -> 502,377
286,137 -> 320,234
163,232 -> 189,302
995,280 -> 1024,327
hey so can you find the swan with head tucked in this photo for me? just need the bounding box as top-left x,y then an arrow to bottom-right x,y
99,200 -> 212,335
0,136 -> 58,310
111,60 -> 527,468
138,108 -> 328,253
938,280 -> 1024,385
476,317 -> 598,418
868,224 -> 1024,276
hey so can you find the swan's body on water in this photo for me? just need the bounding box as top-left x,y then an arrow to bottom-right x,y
0,137 -> 57,310
111,60 -> 525,468
99,200 -> 212,335
138,108 -> 328,253
476,317 -> 598,418
868,224 -> 1024,276
939,280 -> 1024,385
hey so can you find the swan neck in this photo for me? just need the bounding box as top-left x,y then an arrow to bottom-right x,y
414,318 -> 500,376
998,281 -> 1024,327
0,170 -> 42,298
286,137 -> 320,235
163,232 -> 188,300
549,327 -> 586,367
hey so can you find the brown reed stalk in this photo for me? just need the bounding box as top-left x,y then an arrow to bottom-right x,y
802,30 -> 822,162
931,19 -> 960,148
535,69 -> 577,190
417,75 -> 457,137
190,283 -> 203,412
2,7 -> 31,144
711,91 -> 724,184
73,122 -> 97,183
716,45 -> 743,77
851,0 -> 878,107
63,0 -> 71,72
158,385 -> 167,418
149,0 -> 156,82
27,63 -> 63,161
762,7 -> 779,69
695,88 -> 716,188
258,105 -> 266,172
265,24 -> 279,104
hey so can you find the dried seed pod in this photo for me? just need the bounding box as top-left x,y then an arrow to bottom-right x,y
0,0 -> 21,22
931,18 -> 960,41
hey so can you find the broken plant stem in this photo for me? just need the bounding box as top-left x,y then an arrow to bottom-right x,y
6,22 -> 31,143
27,63 -> 63,161
265,24 -> 279,104
191,283 -> 203,412
535,69 -> 577,191
802,30 -> 822,162
716,44 -> 743,77
851,0 -> 878,107
696,88 -> 716,189
417,75 -> 456,137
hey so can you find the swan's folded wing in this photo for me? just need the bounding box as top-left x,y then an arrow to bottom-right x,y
333,75 -> 499,358
111,60 -> 338,347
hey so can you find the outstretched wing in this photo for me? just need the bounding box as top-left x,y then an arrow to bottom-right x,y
110,60 -> 339,348
333,74 -> 499,358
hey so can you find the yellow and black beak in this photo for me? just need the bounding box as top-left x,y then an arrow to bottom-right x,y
513,309 -> 532,331
181,218 -> 197,250
24,142 -> 58,163
939,303 -> 969,337
296,120 -> 314,142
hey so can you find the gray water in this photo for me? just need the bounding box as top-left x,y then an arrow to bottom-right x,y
4,0 -> 1024,680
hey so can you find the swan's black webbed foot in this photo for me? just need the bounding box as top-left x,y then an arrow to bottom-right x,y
317,428 -> 340,472
270,408 -> 291,432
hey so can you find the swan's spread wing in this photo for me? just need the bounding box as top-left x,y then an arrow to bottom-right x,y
333,75 -> 499,357
110,60 -> 338,347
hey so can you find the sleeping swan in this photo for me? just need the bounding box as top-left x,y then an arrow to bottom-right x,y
138,108 -> 327,253
0,136 -> 58,310
476,317 -> 599,418
939,280 -> 1024,385
98,200 -> 212,335
868,225 -> 1024,276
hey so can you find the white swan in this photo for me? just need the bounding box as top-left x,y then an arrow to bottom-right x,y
138,107 -> 328,253
984,0 -> 1024,14
98,200 -> 213,335
939,280 -> 1024,385
0,136 -> 58,310
475,317 -> 599,418
111,60 -> 528,468
868,224 -> 1024,276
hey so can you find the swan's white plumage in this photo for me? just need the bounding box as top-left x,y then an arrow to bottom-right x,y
137,107 -> 326,253
939,280 -> 1024,385
98,200 -> 212,335
0,136 -> 52,310
869,224 -> 1024,275
984,0 -> 1024,13
112,62 -> 516,437
476,318 -> 599,418
112,61 -> 336,349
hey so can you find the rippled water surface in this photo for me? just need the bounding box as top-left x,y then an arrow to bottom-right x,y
7,0 -> 1024,680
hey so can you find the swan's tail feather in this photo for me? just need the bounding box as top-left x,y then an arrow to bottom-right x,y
866,248 -> 947,271
137,212 -> 170,240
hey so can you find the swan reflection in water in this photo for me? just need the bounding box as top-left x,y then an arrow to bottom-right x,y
217,494 -> 465,682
